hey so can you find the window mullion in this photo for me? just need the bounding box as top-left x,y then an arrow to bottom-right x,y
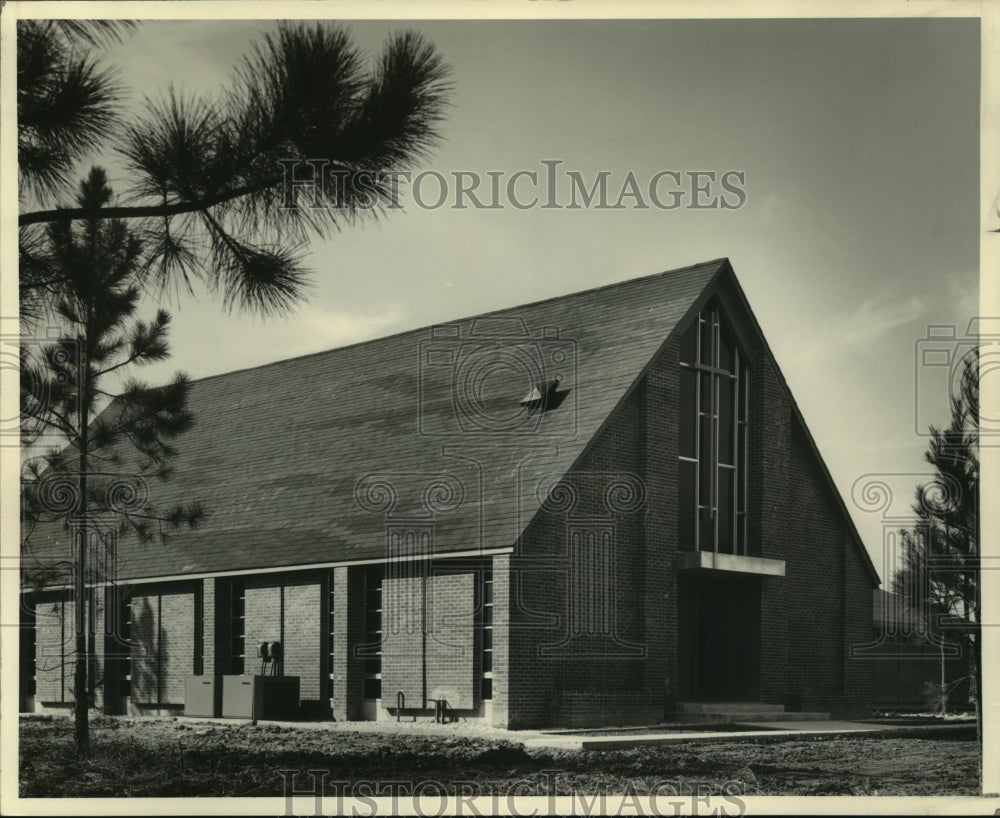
712,311 -> 720,555
695,368 -> 700,550
712,371 -> 719,554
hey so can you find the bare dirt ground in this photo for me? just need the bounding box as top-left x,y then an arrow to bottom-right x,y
18,714 -> 979,798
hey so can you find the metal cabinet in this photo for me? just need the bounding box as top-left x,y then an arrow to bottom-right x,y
184,675 -> 221,717
221,675 -> 300,720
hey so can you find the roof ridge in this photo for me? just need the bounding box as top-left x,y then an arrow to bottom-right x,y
187,258 -> 731,386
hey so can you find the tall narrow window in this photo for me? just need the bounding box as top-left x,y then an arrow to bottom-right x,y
229,580 -> 245,675
194,586 -> 204,676
120,597 -> 132,696
363,567 -> 383,700
20,598 -> 36,700
678,305 -> 749,555
327,573 -> 336,699
479,567 -> 493,701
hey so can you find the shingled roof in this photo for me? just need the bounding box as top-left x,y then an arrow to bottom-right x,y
22,258 -> 879,585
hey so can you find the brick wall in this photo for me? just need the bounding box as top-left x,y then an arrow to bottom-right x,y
130,582 -> 197,705
752,352 -> 791,706
380,566 -> 479,713
507,383 -> 656,727
490,555 -> 511,727
643,341 -> 680,711
506,309 -> 876,725
380,573 -> 426,706
502,336 -> 692,728
243,571 -> 326,707
34,591 -> 73,703
331,565 -> 367,721
426,571 -> 476,708
30,587 -> 128,711
752,353 -> 875,715
282,574 -> 325,706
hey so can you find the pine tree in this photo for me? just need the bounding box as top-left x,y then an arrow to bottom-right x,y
892,350 -> 979,742
21,167 -> 203,757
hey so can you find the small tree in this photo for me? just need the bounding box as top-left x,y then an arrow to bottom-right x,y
894,529 -> 969,718
21,167 -> 203,758
892,350 -> 979,735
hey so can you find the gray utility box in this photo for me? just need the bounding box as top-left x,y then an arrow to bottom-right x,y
221,675 -> 300,720
184,675 -> 222,717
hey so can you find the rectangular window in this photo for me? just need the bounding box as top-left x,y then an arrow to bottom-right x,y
718,467 -> 735,553
679,368 -> 697,458
718,376 -> 735,464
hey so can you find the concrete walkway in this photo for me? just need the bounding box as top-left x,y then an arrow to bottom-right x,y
740,719 -> 886,732
519,719 -> 974,751
65,712 -> 972,753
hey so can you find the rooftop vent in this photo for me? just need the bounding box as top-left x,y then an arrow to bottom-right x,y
520,378 -> 563,414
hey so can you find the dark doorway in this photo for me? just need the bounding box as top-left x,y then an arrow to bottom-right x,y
677,572 -> 761,701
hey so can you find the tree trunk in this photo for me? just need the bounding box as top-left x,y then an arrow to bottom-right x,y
74,342 -> 91,758
972,627 -> 981,759
939,636 -> 947,716
73,485 -> 89,758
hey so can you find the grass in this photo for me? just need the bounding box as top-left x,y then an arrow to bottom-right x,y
18,714 -> 980,798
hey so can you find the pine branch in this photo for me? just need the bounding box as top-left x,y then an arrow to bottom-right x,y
20,178 -> 277,226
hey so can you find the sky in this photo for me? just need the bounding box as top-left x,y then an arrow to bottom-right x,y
11,11 -> 989,580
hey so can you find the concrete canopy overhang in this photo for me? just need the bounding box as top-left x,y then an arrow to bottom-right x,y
676,550 -> 786,577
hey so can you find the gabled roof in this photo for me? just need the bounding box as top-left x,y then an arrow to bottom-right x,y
23,257 -> 879,586
26,259 -> 726,581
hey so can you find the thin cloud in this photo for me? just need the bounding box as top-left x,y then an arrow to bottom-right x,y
841,292 -> 927,347
785,290 -> 926,367
278,304 -> 405,357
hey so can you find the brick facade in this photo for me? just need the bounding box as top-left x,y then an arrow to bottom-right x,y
129,582 -> 198,708
331,565 -> 366,721
20,334 -> 875,725
242,572 -> 326,711
497,303 -> 875,727
33,591 -> 74,704
20,262 -> 878,726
